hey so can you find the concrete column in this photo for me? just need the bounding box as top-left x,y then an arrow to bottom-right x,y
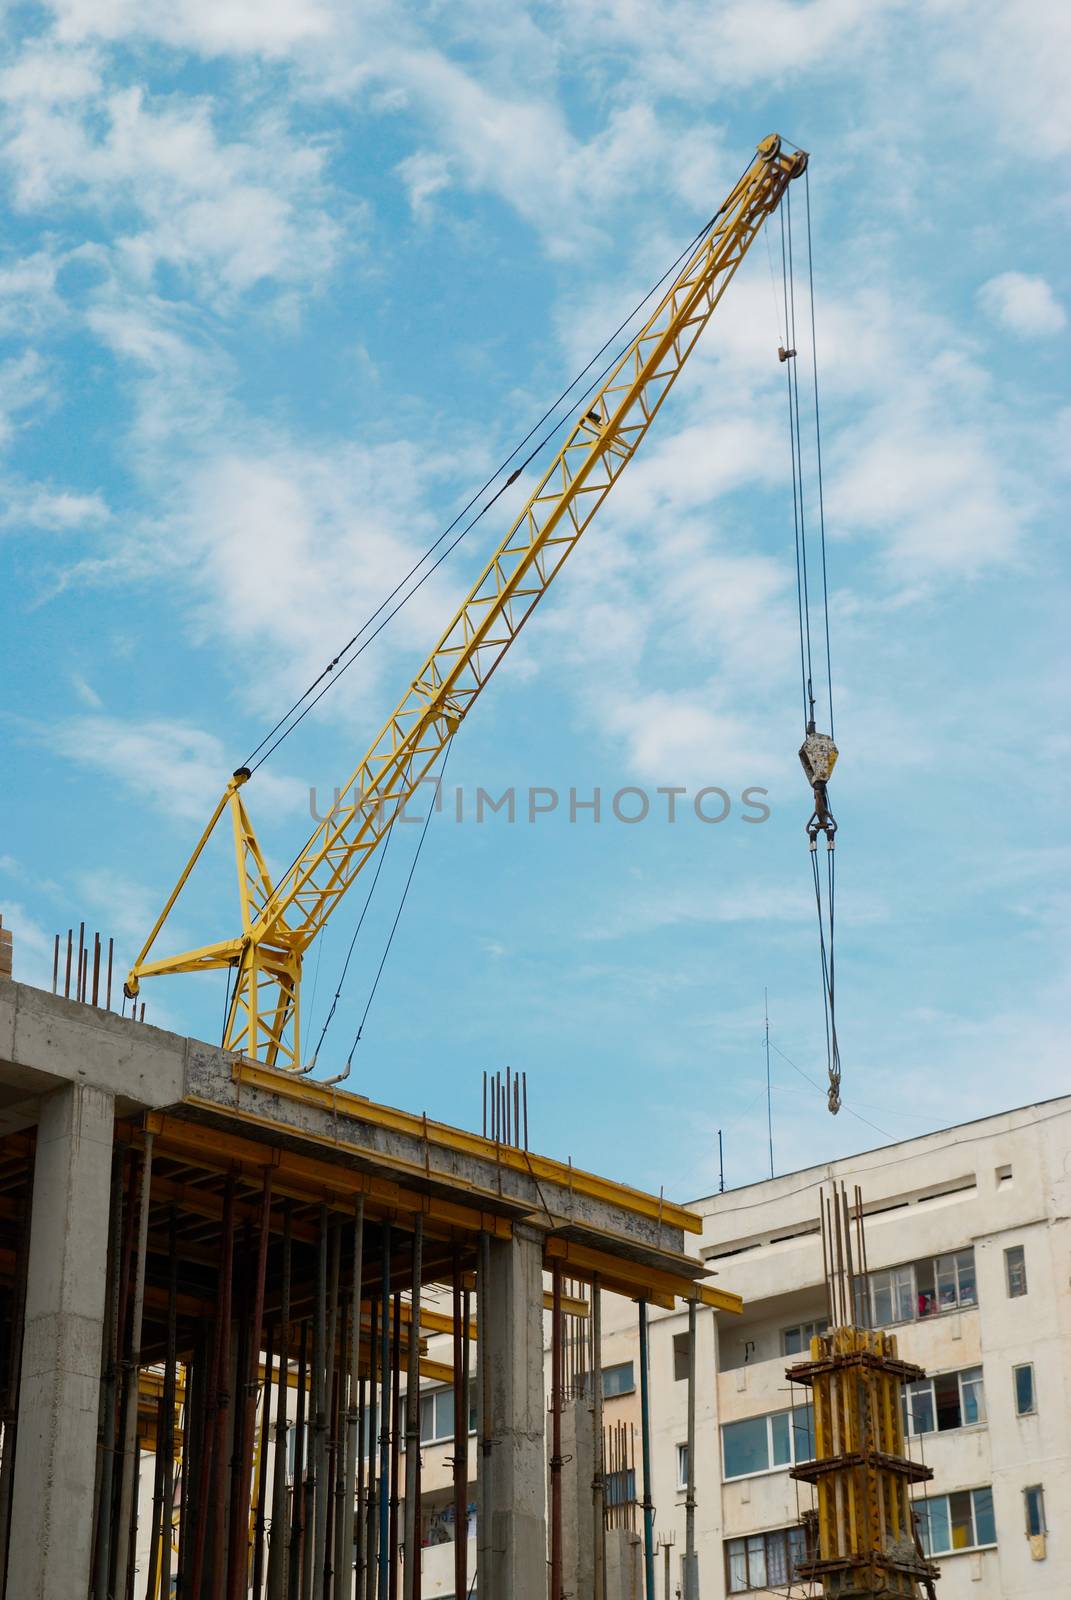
605,1528 -> 643,1600
483,1223 -> 547,1600
8,1082 -> 115,1600
560,1397 -> 595,1600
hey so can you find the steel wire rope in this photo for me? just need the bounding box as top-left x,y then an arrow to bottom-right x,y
782,184 -> 841,1114
804,167 -> 834,740
340,736 -> 454,1069
303,815 -> 397,1071
780,197 -> 811,732
785,184 -> 816,730
769,1039 -> 886,1142
240,196 -> 740,777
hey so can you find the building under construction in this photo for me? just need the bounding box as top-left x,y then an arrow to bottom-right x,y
0,134 -> 951,1600
0,974 -> 742,1600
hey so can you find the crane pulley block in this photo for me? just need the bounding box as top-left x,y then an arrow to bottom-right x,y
800,731 -> 838,848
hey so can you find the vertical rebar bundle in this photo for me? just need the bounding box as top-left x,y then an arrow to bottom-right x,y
787,1183 -> 940,1599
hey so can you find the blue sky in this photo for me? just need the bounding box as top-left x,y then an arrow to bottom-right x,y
2,0 -> 1068,1199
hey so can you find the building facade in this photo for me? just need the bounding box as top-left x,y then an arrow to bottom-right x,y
596,1095 -> 1071,1598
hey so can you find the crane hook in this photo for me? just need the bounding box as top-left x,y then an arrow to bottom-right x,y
799,729 -> 838,848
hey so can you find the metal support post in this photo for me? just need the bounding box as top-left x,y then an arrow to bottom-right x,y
115,1131 -> 154,1600
591,1277 -> 606,1600
550,1264 -> 563,1600
638,1302 -> 655,1600
402,1219 -> 423,1600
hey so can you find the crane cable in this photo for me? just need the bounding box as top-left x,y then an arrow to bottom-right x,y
340,736 -> 454,1071
239,190 -> 749,778
302,812 -> 396,1072
778,171 -> 841,1115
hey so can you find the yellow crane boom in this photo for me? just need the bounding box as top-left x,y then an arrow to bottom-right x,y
126,134 -> 808,1069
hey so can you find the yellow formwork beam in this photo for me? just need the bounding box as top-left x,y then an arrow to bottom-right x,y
224,1061 -> 704,1236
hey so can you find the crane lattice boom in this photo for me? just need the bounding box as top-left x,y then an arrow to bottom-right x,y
127,134 -> 808,1069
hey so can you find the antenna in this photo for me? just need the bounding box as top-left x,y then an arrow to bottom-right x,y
765,988 -> 774,1179
717,1128 -> 725,1194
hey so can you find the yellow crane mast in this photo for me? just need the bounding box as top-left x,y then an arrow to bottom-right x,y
126,134 -> 808,1069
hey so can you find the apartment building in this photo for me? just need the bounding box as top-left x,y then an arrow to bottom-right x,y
596,1095 -> 1071,1598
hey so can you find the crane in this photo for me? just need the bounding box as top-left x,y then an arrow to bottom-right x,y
125,133 -> 810,1070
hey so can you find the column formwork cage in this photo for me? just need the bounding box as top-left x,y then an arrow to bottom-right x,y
786,1184 -> 941,1600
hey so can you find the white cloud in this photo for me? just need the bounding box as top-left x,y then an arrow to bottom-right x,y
0,485 -> 110,531
0,899 -> 56,988
553,0 -> 898,96
76,865 -> 159,945
71,672 -> 103,707
935,0 -> 1071,162
0,50 -> 342,306
0,350 -> 53,450
43,714 -> 306,822
0,249 -> 65,333
978,271 -> 1067,338
47,0 -> 340,58
395,149 -> 452,221
168,439 -> 469,722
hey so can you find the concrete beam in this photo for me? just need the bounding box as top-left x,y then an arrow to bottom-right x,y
8,1081 -> 115,1600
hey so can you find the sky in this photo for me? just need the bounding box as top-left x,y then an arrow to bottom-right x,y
1,0 -> 1068,1201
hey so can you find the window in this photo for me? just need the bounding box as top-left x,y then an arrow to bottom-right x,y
870,1265 -> 915,1326
725,1525 -> 809,1593
673,1332 -> 691,1381
1024,1485 -> 1046,1537
903,1367 -> 985,1436
605,1469 -> 635,1507
869,1249 -> 977,1326
420,1387 -> 456,1445
915,1488 -> 996,1555
1005,1244 -> 1028,1298
782,1319 -> 828,1356
603,1362 -> 635,1398
722,1405 -> 814,1479
1013,1363 -> 1036,1417
676,1443 -> 689,1490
